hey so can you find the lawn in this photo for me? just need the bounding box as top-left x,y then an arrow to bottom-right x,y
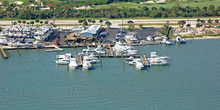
93,0 -> 220,9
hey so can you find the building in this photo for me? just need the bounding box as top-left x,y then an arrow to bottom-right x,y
80,25 -> 101,37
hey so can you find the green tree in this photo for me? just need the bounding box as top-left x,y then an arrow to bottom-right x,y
22,21 -> 26,27
105,21 -> 112,28
31,21 -> 35,27
78,19 -> 83,25
196,23 -> 201,28
27,22 -> 30,26
139,24 -> 143,29
45,21 -> 48,25
18,20 -> 21,26
35,19 -> 40,26
178,20 -> 186,28
208,19 -> 213,26
0,27 -> 2,32
13,21 -> 17,26
99,19 -> 103,25
88,19 -> 91,25
40,21 -> 43,26
83,19 -> 88,27
92,20 -> 96,24
215,19 -> 219,23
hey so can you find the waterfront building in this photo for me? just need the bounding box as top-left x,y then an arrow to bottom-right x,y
80,25 -> 101,38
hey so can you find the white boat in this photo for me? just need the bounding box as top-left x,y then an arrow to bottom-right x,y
149,52 -> 169,60
160,38 -> 172,45
69,58 -> 78,69
83,61 -> 92,70
55,58 -> 70,65
56,53 -> 72,59
83,54 -> 100,64
0,37 -> 9,45
112,42 -> 139,56
176,36 -> 186,44
80,46 -> 97,55
135,62 -> 144,70
125,56 -> 134,61
46,48 -> 63,52
149,58 -> 169,66
127,58 -> 142,65
147,36 -> 154,41
94,45 -> 106,54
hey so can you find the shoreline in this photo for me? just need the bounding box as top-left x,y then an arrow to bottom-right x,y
171,36 -> 220,40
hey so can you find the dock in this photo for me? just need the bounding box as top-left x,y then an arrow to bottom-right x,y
0,48 -> 8,58
106,49 -> 114,57
76,55 -> 83,66
141,55 -> 150,67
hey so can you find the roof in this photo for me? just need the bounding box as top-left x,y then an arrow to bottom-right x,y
65,33 -> 77,41
81,24 -> 101,34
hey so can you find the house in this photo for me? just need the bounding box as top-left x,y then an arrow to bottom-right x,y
80,25 -> 101,37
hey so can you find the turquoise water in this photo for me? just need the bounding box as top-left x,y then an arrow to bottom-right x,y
1,40 -> 220,110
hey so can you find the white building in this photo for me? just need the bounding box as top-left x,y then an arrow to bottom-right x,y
80,25 -> 101,37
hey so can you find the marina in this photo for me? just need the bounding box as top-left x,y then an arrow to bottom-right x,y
1,39 -> 220,109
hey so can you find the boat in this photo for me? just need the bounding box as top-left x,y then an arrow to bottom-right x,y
0,37 -> 9,45
112,42 -> 139,56
83,61 -> 92,70
83,54 -> 100,64
160,38 -> 172,45
149,58 -> 169,66
127,58 -> 142,65
46,48 -> 63,52
94,45 -> 106,54
147,36 -> 154,41
80,46 -> 97,55
149,52 -> 169,60
176,36 -> 186,44
135,62 -> 144,70
125,56 -> 134,61
69,58 -> 78,69
55,58 -> 70,65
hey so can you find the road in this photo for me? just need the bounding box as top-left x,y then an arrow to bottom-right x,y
1,18 -> 219,28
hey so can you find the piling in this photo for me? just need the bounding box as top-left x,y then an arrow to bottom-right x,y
0,48 -> 8,59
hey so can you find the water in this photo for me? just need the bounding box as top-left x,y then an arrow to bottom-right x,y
1,40 -> 220,110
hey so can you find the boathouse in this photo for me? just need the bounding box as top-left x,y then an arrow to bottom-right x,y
80,25 -> 101,37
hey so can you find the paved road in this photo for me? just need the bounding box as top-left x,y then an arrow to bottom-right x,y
1,18 -> 219,28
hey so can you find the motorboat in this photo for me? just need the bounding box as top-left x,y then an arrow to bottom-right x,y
83,61 -> 92,70
147,36 -> 154,41
56,53 -> 72,59
0,37 -> 9,45
83,54 -> 100,64
55,58 -> 70,65
148,58 -> 169,66
125,56 -> 134,61
112,42 -> 139,56
80,46 -> 97,55
94,45 -> 106,54
135,62 -> 144,70
176,36 -> 186,44
148,52 -> 169,60
160,38 -> 172,45
69,58 -> 78,69
46,48 -> 63,52
127,58 -> 142,65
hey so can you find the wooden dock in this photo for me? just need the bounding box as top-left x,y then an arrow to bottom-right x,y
106,49 -> 114,57
0,48 -> 8,59
141,55 -> 150,66
76,55 -> 83,66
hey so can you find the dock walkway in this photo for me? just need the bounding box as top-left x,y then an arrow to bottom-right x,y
141,55 -> 150,66
76,55 -> 83,66
0,48 -> 8,58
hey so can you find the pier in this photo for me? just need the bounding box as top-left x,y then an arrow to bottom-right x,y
141,55 -> 150,66
76,55 -> 83,66
0,48 -> 8,59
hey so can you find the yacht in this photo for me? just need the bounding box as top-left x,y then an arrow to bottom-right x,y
83,54 -> 100,64
160,38 -> 172,45
135,62 -> 144,70
0,37 -> 9,45
112,42 -> 139,56
80,46 -> 97,55
55,53 -> 72,65
83,61 -> 92,70
148,52 -> 169,60
148,58 -> 169,66
56,58 -> 70,65
147,36 -> 154,41
127,58 -> 142,65
125,56 -> 134,61
69,58 -> 78,69
56,53 -> 72,59
176,36 -> 186,44
94,45 -> 106,54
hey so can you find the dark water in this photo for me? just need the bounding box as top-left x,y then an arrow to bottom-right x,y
1,40 -> 220,109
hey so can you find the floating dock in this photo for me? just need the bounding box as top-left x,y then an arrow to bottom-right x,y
0,48 -> 8,58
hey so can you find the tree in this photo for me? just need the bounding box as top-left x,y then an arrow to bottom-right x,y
92,20 -> 96,24
22,21 -> 26,27
88,19 -> 91,25
196,19 -> 201,23
40,21 -> 43,26
78,19 -> 83,25
0,27 -> 2,32
178,20 -> 186,28
27,0 -> 35,4
139,24 -> 143,29
31,21 -> 35,27
83,19 -> 88,27
27,22 -> 30,26
13,21 -> 17,26
18,20 -> 21,26
35,19 -> 40,26
99,19 -> 103,25
105,21 -> 112,28
215,19 -> 219,23
208,19 -> 213,26
45,21 -> 48,25
196,23 -> 201,28
161,21 -> 172,38
186,24 -> 191,28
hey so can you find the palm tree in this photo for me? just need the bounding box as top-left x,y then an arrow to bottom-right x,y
92,20 -> 96,24
27,22 -> 30,26
22,21 -> 26,27
88,19 -> 91,25
208,19 -> 213,26
45,21 -> 48,25
40,21 -> 43,26
99,19 -> 103,26
18,20 -> 21,26
13,21 -> 17,26
78,19 -> 83,25
178,20 -> 186,28
35,19 -> 40,27
105,21 -> 112,28
83,19 -> 88,27
215,19 -> 219,23
31,21 -> 35,27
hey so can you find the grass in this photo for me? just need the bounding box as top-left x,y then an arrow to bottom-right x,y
170,34 -> 220,39
93,0 -> 220,9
